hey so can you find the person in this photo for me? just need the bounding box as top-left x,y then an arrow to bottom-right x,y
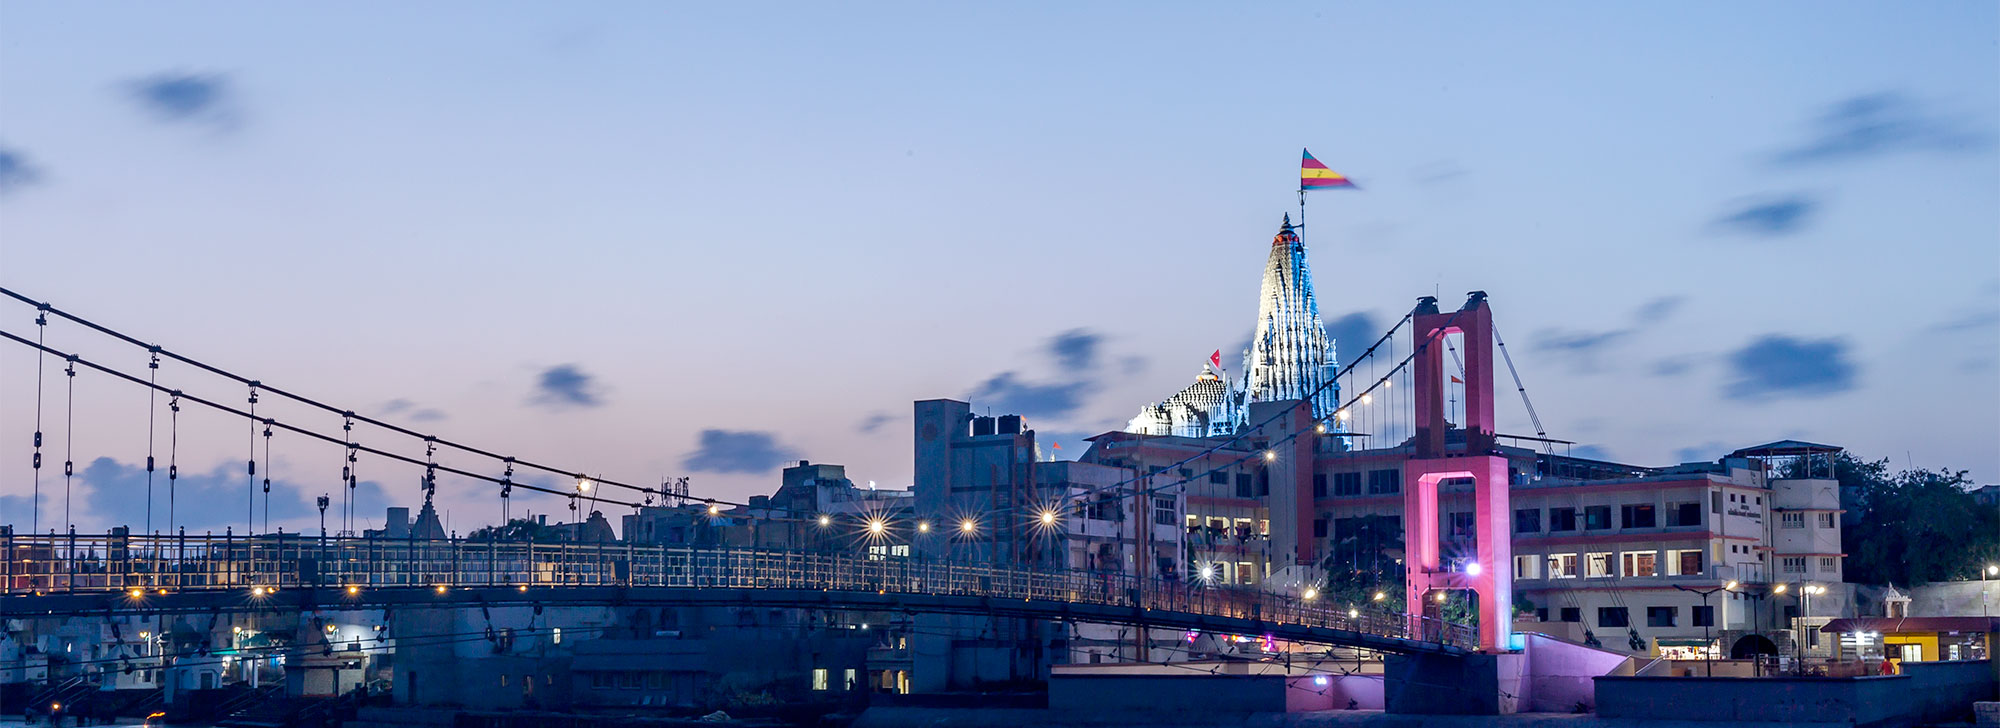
1878,656 -> 1897,675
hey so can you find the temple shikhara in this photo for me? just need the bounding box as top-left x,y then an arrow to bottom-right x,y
1127,215 -> 1342,439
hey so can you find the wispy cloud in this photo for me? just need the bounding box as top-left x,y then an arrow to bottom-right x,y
125,72 -> 238,129
0,146 -> 42,195
529,364 -> 603,409
968,372 -> 1094,420
1324,311 -> 1384,357
1772,92 -> 1988,167
5,457 -> 398,534
1723,334 -> 1859,401
1049,330 -> 1102,373
1711,195 -> 1819,237
856,412 -> 894,434
682,430 -> 799,474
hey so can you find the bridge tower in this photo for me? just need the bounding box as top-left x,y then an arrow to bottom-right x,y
1402,292 -> 1513,653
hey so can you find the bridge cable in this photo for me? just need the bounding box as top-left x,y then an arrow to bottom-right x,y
246,382 -> 260,536
341,415 -> 355,537
0,288 -> 676,504
262,419 -> 274,535
1488,319 -> 1552,456
167,392 -> 180,535
145,349 -> 160,535
63,355 -> 77,533
0,329 -> 648,509
30,305 -> 47,534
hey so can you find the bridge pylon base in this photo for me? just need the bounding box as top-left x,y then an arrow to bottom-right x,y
1382,651 -> 1526,716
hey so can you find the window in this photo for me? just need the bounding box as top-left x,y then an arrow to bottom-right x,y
1621,551 -> 1657,577
1598,607 -> 1629,628
1547,553 -> 1578,579
1549,508 -> 1578,532
1584,506 -> 1611,530
1210,472 -> 1227,484
1237,562 -> 1257,585
1819,557 -> 1837,573
1153,497 -> 1175,526
1668,502 -> 1702,527
1560,607 -> 1581,623
1621,504 -> 1656,529
1334,472 -> 1362,496
1258,519 -> 1270,536
1235,474 -> 1254,498
1692,606 -> 1714,627
1312,518 -> 1328,538
1514,554 -> 1541,579
500,674 -> 508,687
1781,512 -> 1804,529
1313,474 -> 1327,498
812,668 -> 829,691
844,669 -> 857,690
1668,549 -> 1704,576
1711,491 -> 1723,513
1782,556 -> 1805,573
1647,606 -> 1677,627
1515,508 -> 1541,534
1817,512 -> 1835,528
1367,469 -> 1400,494
1586,552 -> 1612,578
553,627 -> 562,644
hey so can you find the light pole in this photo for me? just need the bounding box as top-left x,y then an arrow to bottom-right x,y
1674,581 -> 1737,676
317,495 -> 330,540
1785,583 -> 1825,671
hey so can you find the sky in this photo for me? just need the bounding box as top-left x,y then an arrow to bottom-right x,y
0,2 -> 1995,536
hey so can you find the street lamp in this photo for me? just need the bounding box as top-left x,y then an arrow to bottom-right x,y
316,495 -> 331,540
1673,580 -> 1737,677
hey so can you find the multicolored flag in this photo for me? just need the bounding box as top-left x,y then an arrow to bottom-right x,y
1300,149 -> 1355,191
1209,350 -> 1223,368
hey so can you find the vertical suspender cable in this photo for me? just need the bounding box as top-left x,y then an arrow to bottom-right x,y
168,392 -> 180,534
63,356 -> 76,532
145,350 -> 160,534
246,382 -> 260,535
262,420 -> 273,534
30,308 -> 48,534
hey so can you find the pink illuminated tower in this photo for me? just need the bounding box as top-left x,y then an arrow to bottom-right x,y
1402,292 -> 1514,652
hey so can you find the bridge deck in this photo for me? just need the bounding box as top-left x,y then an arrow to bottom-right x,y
2,534 -> 1474,655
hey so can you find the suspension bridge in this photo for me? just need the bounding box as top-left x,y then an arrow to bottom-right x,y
0,286 -> 1504,658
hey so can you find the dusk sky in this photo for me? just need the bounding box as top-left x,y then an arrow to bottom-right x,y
1,3 -> 1994,536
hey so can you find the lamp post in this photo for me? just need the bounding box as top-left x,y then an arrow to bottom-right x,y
1785,583 -> 1825,672
316,495 -> 330,540
1674,580 -> 1737,676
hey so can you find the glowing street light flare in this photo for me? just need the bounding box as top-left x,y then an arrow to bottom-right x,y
1199,565 -> 1216,582
706,501 -> 720,516
866,519 -> 886,535
1465,562 -> 1482,576
1038,510 -> 1058,526
1336,409 -> 1351,422
346,585 -> 360,596
959,519 -> 978,534
1435,591 -> 1448,603
1315,423 -> 1327,434
1360,393 -> 1373,405
575,477 -> 592,493
1348,609 -> 1359,619
435,584 -> 448,594
1724,580 -> 1739,591
1774,584 -> 1788,594
1372,591 -> 1386,602
128,588 -> 144,598
1263,450 -> 1276,462
1302,588 -> 1318,601
918,521 -> 931,533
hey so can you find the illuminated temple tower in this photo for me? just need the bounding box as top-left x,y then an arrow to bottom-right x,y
1128,215 -> 1342,437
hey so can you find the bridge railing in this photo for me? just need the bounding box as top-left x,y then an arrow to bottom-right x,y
0,533 -> 1475,649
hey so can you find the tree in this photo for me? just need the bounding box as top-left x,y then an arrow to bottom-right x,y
1831,453 -> 1998,586
467,517 -> 563,543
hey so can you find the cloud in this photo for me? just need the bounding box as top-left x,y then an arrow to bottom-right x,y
1324,311 -> 1384,356
410,408 -> 447,422
1932,310 -> 1999,333
0,146 -> 42,195
682,430 -> 799,474
2,456 -> 397,534
1673,442 -> 1732,464
856,412 -> 894,434
530,364 -> 603,409
1723,334 -> 1859,401
1567,445 -> 1614,461
1633,296 -> 1685,325
381,398 -> 446,422
125,72 -> 237,128
1049,329 -> 1102,373
968,372 -> 1093,420
1772,92 -> 1988,166
1119,355 -> 1148,375
381,399 -> 414,414
1711,195 -> 1818,237
1649,356 -> 1696,378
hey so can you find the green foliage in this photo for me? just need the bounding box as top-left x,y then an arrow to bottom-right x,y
1832,452 -> 1998,585
466,517 -> 562,543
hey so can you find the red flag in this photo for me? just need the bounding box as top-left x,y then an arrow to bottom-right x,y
1052,442 -> 1062,450
1209,350 -> 1222,368
1450,375 -> 1463,384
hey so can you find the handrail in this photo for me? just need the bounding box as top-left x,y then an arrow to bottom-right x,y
0,533 -> 1477,649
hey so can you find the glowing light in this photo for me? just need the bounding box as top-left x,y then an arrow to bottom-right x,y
139,631 -> 150,639
1263,450 -> 1276,462
1302,588 -> 1318,601
435,584 -> 448,594
1435,592 -> 1447,603
1315,423 -> 1327,434
575,477 -> 592,492
1336,409 -> 1350,422
1347,609 -> 1359,619
346,585 -> 360,596
1313,676 -> 1329,687
128,588 -> 143,598
1465,562 -> 1482,576
1039,510 -> 1057,526
1988,564 -> 1997,576
960,519 -> 978,534
233,626 -> 243,634
706,502 -> 720,516
1360,393 -> 1373,405
518,585 -> 529,592
867,519 -> 886,535
1199,564 -> 1216,582
1372,591 -> 1386,602
325,624 -> 338,633
817,515 -> 832,527
1724,580 -> 1739,591
1774,584 -> 1788,594
250,586 -> 267,597
917,521 -> 931,533
1383,380 -> 1392,389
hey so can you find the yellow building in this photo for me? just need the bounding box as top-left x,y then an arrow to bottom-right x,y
1822,617 -> 1996,664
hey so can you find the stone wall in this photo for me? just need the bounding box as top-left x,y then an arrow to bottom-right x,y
1596,659 -> 1994,727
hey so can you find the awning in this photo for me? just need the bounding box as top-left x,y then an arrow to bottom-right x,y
1821,617 -> 2000,634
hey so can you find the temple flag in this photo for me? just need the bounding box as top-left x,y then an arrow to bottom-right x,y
1450,375 -> 1463,384
1209,350 -> 1223,368
1300,149 -> 1356,191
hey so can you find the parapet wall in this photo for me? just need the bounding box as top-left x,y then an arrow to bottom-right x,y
1595,659 -> 1994,727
